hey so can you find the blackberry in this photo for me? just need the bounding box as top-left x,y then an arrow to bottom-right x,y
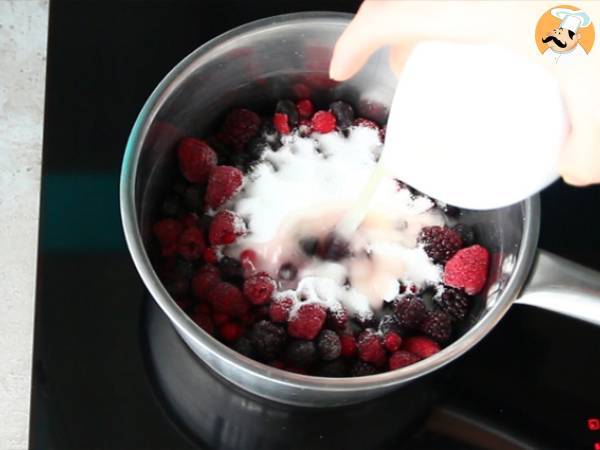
161,194 -> 183,217
299,236 -> 319,256
275,99 -> 299,126
420,310 -> 453,343
218,256 -> 243,284
165,276 -> 189,298
233,336 -> 255,358
393,294 -> 427,329
315,359 -> 348,377
285,340 -> 317,367
172,178 -> 189,196
438,287 -> 470,321
316,330 -> 342,361
249,320 -> 286,361
452,224 -> 476,247
183,184 -> 205,213
173,257 -> 196,280
329,101 -> 354,129
418,226 -> 463,264
349,360 -> 377,377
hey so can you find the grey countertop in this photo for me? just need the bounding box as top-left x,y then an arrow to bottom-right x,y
0,0 -> 48,448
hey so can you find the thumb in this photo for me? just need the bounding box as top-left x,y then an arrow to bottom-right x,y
559,112 -> 600,186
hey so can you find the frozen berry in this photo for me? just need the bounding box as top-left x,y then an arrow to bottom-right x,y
217,108 -> 261,151
418,226 -> 463,264
357,330 -> 386,366
420,310 -> 452,343
177,226 -> 205,260
377,314 -> 402,335
389,351 -> 421,370
438,287 -> 470,321
153,218 -> 183,246
277,263 -> 297,281
275,100 -> 299,126
249,320 -> 286,361
234,336 -> 254,358
444,245 -> 490,295
177,137 -> 217,183
329,101 -> 354,129
243,272 -> 275,305
208,210 -> 246,245
403,336 -> 441,359
287,304 -> 327,340
383,331 -> 402,352
207,282 -> 250,317
311,110 -> 337,133
182,184 -> 205,213
315,359 -> 348,377
340,334 -> 357,358
285,340 -> 317,367
452,224 -> 476,247
269,296 -> 294,323
219,322 -> 242,342
273,112 -> 291,134
203,246 -> 219,264
205,166 -> 243,209
316,330 -> 342,361
295,99 -> 314,119
217,256 -> 244,283
393,294 -> 427,329
349,360 -> 377,377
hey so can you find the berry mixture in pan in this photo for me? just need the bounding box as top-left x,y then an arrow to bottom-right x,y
152,99 -> 490,377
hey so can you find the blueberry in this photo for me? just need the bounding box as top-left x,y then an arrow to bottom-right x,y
329,101 -> 354,130
249,321 -> 286,361
275,99 -> 299,126
285,340 -> 317,367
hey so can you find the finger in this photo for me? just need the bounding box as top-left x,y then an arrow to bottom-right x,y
388,44 -> 416,77
559,115 -> 600,186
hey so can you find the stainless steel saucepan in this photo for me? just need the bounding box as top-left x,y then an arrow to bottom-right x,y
120,12 -> 600,407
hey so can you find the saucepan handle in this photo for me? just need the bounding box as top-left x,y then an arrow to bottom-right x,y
515,250 -> 600,326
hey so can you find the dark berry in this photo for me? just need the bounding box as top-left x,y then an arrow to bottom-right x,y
315,359 -> 348,377
277,263 -> 297,281
165,276 -> 189,298
234,336 -> 254,358
172,178 -> 188,196
420,310 -> 453,343
319,233 -> 351,261
161,194 -> 183,217
389,351 -> 421,370
316,330 -> 342,361
377,314 -> 402,335
249,320 -> 286,361
443,205 -> 460,218
329,101 -> 354,129
287,304 -> 327,340
418,226 -> 463,264
275,99 -> 299,126
173,257 -> 195,279
284,340 -> 317,367
217,108 -> 261,151
393,294 -> 427,329
438,287 -> 470,321
452,224 -> 476,247
349,360 -> 377,377
183,184 -> 206,213
218,256 -> 244,284
299,236 -> 319,256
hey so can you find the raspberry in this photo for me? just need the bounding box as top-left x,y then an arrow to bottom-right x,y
207,282 -> 250,317
444,245 -> 490,295
383,331 -> 402,352
420,310 -> 452,343
352,117 -> 379,130
203,246 -> 219,264
219,322 -> 242,342
205,165 -> 243,209
357,330 -> 386,366
269,296 -> 294,323
208,210 -> 246,245
240,249 -> 257,275
243,272 -> 275,305
284,340 -> 317,367
192,308 -> 214,334
191,265 -> 220,301
177,226 -> 205,260
389,351 -> 421,370
316,330 -> 341,361
275,100 -> 299,126
287,304 -> 327,340
329,101 -> 354,129
438,287 -> 470,321
418,226 -> 463,264
249,320 -> 286,361
295,99 -> 314,119
393,294 -> 427,329
212,312 -> 229,325
315,359 -> 348,377
177,138 -> 217,183
340,334 -> 357,357
311,110 -> 337,133
349,360 -> 377,377
217,108 -> 261,151
452,224 -> 476,247
403,336 -> 441,359
273,113 -> 291,134
153,218 -> 183,246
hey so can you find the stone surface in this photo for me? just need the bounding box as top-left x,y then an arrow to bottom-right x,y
0,1 -> 48,448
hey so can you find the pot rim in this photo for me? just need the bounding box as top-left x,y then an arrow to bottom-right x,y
120,11 -> 541,393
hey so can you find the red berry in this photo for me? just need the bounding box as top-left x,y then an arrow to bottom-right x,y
352,117 -> 379,130
240,249 -> 257,275
243,272 -> 275,305
389,350 -> 421,370
207,282 -> 250,317
205,165 -> 243,210
311,110 -> 337,133
273,112 -> 291,134
383,331 -> 403,352
191,265 -> 220,301
177,226 -> 205,260
219,322 -> 242,342
340,334 -> 357,357
403,336 -> 441,359
212,312 -> 230,326
203,246 -> 220,264
177,137 -> 217,183
444,245 -> 490,295
269,296 -> 294,323
208,210 -> 246,245
153,218 -> 183,246
217,108 -> 261,151
357,330 -> 386,366
192,308 -> 214,334
287,304 -> 326,340
296,99 -> 314,118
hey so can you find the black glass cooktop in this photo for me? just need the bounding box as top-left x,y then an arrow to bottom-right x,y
30,1 -> 600,449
